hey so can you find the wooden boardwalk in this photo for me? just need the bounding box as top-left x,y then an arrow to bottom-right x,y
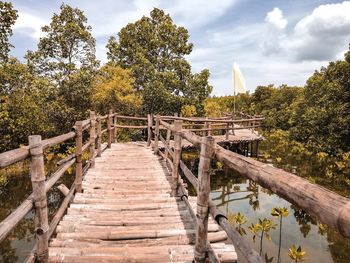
49,142 -> 237,262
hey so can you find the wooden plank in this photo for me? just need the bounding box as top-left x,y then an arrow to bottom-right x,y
48,142 -> 236,262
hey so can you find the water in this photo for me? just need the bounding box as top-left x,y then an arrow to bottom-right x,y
1,145 -> 350,262
182,151 -> 350,263
0,161 -> 74,263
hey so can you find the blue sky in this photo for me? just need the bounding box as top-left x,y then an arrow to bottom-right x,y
8,0 -> 350,95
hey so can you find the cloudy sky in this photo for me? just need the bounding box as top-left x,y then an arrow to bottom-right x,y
8,0 -> 350,95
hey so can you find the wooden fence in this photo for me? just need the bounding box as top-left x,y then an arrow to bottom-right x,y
0,111 -> 349,263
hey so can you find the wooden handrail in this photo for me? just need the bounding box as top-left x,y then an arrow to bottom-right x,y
0,131 -> 76,168
0,109 -> 117,262
115,115 -> 147,121
160,116 -> 264,123
155,121 -> 263,262
0,157 -> 75,243
158,119 -> 350,239
155,116 -> 350,262
189,125 -> 261,132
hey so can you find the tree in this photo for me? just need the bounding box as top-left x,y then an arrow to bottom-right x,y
0,59 -> 54,151
26,4 -> 98,132
91,64 -> 142,115
27,4 -> 97,83
292,46 -> 350,153
106,8 -> 212,115
0,1 -> 18,63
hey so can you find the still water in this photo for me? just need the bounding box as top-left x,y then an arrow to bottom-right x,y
182,150 -> 350,263
0,161 -> 74,263
1,146 -> 350,262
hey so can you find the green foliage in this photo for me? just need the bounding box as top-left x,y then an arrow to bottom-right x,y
249,218 -> 277,255
0,58 -> 55,151
25,3 -> 99,133
91,64 -> 142,115
181,105 -> 197,117
26,4 -> 97,82
229,212 -> 247,235
0,1 -> 17,63
271,207 -> 289,218
107,8 -> 212,114
291,49 -> 350,153
288,245 -> 306,262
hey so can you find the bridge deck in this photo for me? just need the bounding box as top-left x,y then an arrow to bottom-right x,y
49,142 -> 237,262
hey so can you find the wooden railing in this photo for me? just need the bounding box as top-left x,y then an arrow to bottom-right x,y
0,109 -> 130,262
1,111 -> 349,263
151,115 -> 350,263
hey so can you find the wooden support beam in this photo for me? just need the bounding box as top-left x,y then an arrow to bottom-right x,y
29,135 -> 49,263
195,136 -> 215,263
75,121 -> 83,193
172,120 -> 182,196
164,128 -> 171,159
89,111 -> 96,168
154,115 -> 160,154
114,115 -> 118,143
147,114 -> 153,147
107,109 -> 113,148
96,117 -> 102,157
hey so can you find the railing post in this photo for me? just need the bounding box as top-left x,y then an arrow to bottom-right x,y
89,111 -> 96,167
231,113 -> 235,135
107,109 -> 112,148
164,128 -> 171,159
29,135 -> 48,263
75,121 -> 83,193
225,121 -> 229,140
195,136 -> 215,263
147,114 -> 153,147
154,115 -> 160,154
172,120 -> 182,196
204,118 -> 209,136
114,115 -> 118,143
96,117 -> 102,157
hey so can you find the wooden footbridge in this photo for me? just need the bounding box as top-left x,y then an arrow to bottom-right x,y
1,111 -> 350,263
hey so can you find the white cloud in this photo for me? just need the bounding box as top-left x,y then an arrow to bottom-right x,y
286,1 -> 350,61
13,11 -> 47,39
265,7 -> 288,29
262,8 -> 288,55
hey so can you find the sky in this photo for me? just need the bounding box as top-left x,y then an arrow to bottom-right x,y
8,0 -> 350,95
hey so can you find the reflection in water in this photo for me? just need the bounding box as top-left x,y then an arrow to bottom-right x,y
0,160 -> 75,263
182,150 -> 350,263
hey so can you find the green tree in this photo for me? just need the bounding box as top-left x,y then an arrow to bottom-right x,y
0,59 -> 54,151
26,4 -> 98,132
291,46 -> 350,153
91,64 -> 142,115
106,8 -> 212,114
26,4 -> 97,83
0,1 -> 18,63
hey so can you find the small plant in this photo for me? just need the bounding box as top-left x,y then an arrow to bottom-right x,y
233,212 -> 247,235
317,223 -> 327,235
288,245 -> 306,263
271,207 -> 289,263
249,218 -> 277,255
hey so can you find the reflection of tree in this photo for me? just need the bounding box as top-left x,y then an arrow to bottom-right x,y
0,161 -> 75,262
326,228 -> 350,263
291,205 -> 316,238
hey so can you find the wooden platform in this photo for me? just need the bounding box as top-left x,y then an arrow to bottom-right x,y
49,142 -> 237,262
158,128 -> 263,149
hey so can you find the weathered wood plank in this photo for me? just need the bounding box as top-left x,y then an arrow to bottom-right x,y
48,142 -> 236,262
